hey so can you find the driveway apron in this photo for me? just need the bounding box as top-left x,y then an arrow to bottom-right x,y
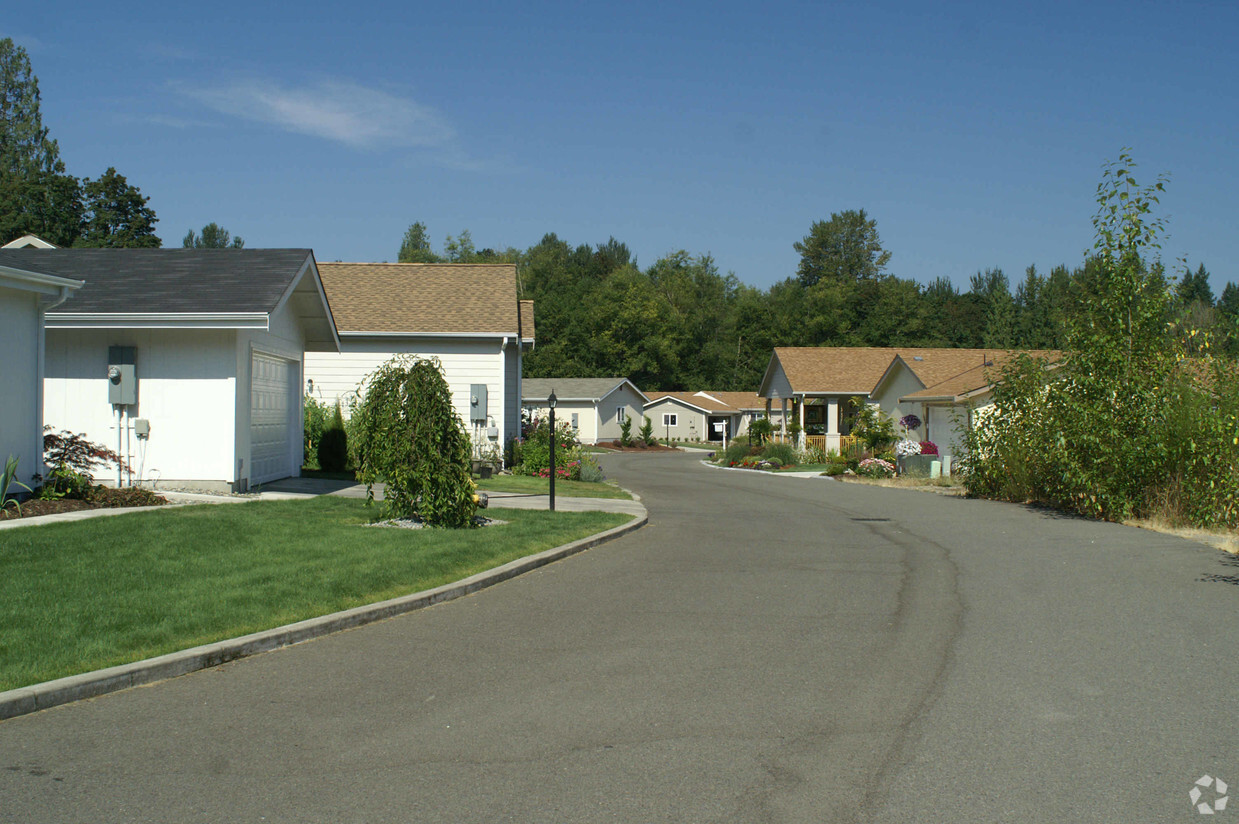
1,450 -> 1235,823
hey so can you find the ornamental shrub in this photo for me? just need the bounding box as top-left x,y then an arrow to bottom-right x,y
514,418 -> 581,477
619,416 -> 633,447
761,441 -> 796,466
919,441 -> 939,456
640,415 -> 656,446
316,402 -> 348,472
857,457 -> 896,478
303,395 -> 330,468
851,402 -> 896,452
351,356 -> 476,527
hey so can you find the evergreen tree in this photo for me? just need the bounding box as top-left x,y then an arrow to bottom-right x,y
183,222 -> 243,248
0,38 -> 82,245
793,209 -> 891,288
75,167 -> 160,247
397,221 -> 440,262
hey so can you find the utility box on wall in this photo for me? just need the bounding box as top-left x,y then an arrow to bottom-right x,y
470,384 -> 488,423
107,346 -> 137,406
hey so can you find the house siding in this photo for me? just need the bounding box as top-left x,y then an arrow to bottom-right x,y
44,328 -> 238,487
595,385 -> 647,443
643,398 -> 707,442
871,365 -> 927,437
0,286 -> 42,481
304,338 -> 510,452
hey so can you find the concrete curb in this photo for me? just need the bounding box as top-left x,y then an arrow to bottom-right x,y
0,510 -> 647,721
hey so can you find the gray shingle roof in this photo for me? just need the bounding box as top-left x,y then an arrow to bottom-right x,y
0,249 -> 314,313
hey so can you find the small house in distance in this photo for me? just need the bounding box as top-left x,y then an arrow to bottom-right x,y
641,391 -> 784,444
521,378 -> 647,444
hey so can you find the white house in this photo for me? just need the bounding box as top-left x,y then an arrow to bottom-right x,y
0,257 -> 82,491
304,263 -> 533,458
521,378 -> 648,444
0,248 -> 339,492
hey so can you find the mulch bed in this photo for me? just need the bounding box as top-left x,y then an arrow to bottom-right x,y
594,441 -> 683,452
1,487 -> 170,521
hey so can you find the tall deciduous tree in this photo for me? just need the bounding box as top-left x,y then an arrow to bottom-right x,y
183,222 -> 243,248
75,167 -> 160,247
793,209 -> 891,288
398,221 -> 440,262
0,38 -> 82,245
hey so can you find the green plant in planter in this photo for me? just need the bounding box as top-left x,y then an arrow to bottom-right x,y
748,418 -> 774,445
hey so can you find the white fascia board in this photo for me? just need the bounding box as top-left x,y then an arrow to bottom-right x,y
644,396 -> 715,415
338,330 -> 519,340
0,265 -> 84,295
45,312 -> 270,329
276,254 -> 341,352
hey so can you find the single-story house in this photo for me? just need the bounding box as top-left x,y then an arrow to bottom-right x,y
0,256 -> 82,490
896,352 -> 1059,455
758,347 -> 1055,456
642,391 -> 786,443
0,248 -> 339,492
521,378 -> 648,444
303,263 -> 533,459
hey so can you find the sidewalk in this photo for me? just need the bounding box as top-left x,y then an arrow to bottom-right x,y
0,477 -> 643,530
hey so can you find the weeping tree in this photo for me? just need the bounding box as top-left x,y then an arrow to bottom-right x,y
350,356 -> 477,527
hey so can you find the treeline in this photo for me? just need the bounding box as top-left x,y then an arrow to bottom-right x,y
400,214 -> 1239,392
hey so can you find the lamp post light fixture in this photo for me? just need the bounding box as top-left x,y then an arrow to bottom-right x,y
547,389 -> 557,512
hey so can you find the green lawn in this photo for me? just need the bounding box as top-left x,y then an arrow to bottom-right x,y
0,498 -> 629,692
476,476 -> 633,499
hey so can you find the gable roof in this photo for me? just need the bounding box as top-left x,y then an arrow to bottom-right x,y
760,346 -> 1054,397
900,351 -> 1062,403
0,248 -> 338,350
318,262 -> 522,336
0,248 -> 316,313
522,377 -> 647,404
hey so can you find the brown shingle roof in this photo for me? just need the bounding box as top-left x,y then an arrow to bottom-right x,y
901,350 -> 1061,402
519,300 -> 535,341
643,391 -> 769,413
770,347 -> 1056,395
318,262 -> 520,335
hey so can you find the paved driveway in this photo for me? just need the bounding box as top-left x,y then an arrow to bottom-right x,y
1,451 -> 1236,822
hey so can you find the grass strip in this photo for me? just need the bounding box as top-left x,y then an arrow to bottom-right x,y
476,476 -> 633,499
0,497 -> 628,691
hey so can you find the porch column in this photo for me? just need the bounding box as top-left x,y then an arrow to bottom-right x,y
798,397 -> 806,448
780,398 -> 787,437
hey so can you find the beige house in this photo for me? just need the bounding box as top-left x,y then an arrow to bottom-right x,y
642,391 -> 785,443
304,263 -> 533,455
758,347 -> 1054,455
521,378 -> 648,444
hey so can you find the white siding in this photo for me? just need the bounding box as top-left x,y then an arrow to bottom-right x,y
0,286 -> 42,482
871,364 -> 927,437
305,338 -> 509,448
44,328 -> 239,487
523,400 -> 597,443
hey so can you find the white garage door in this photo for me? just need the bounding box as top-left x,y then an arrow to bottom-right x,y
251,352 -> 296,485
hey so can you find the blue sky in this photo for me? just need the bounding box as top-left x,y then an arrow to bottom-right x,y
9,0 -> 1237,296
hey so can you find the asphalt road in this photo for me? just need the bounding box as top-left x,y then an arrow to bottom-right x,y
1,451 -> 1236,823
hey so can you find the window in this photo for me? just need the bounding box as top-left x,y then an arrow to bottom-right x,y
571,413 -> 579,431
662,413 -> 678,427
616,407 -> 627,422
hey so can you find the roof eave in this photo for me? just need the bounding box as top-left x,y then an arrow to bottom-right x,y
45,312 -> 270,329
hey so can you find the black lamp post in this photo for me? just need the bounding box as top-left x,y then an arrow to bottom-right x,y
547,389 -> 557,512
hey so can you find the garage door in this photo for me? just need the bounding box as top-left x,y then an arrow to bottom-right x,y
251,352 -> 296,485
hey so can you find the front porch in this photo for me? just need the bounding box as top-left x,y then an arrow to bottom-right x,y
764,395 -> 863,455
